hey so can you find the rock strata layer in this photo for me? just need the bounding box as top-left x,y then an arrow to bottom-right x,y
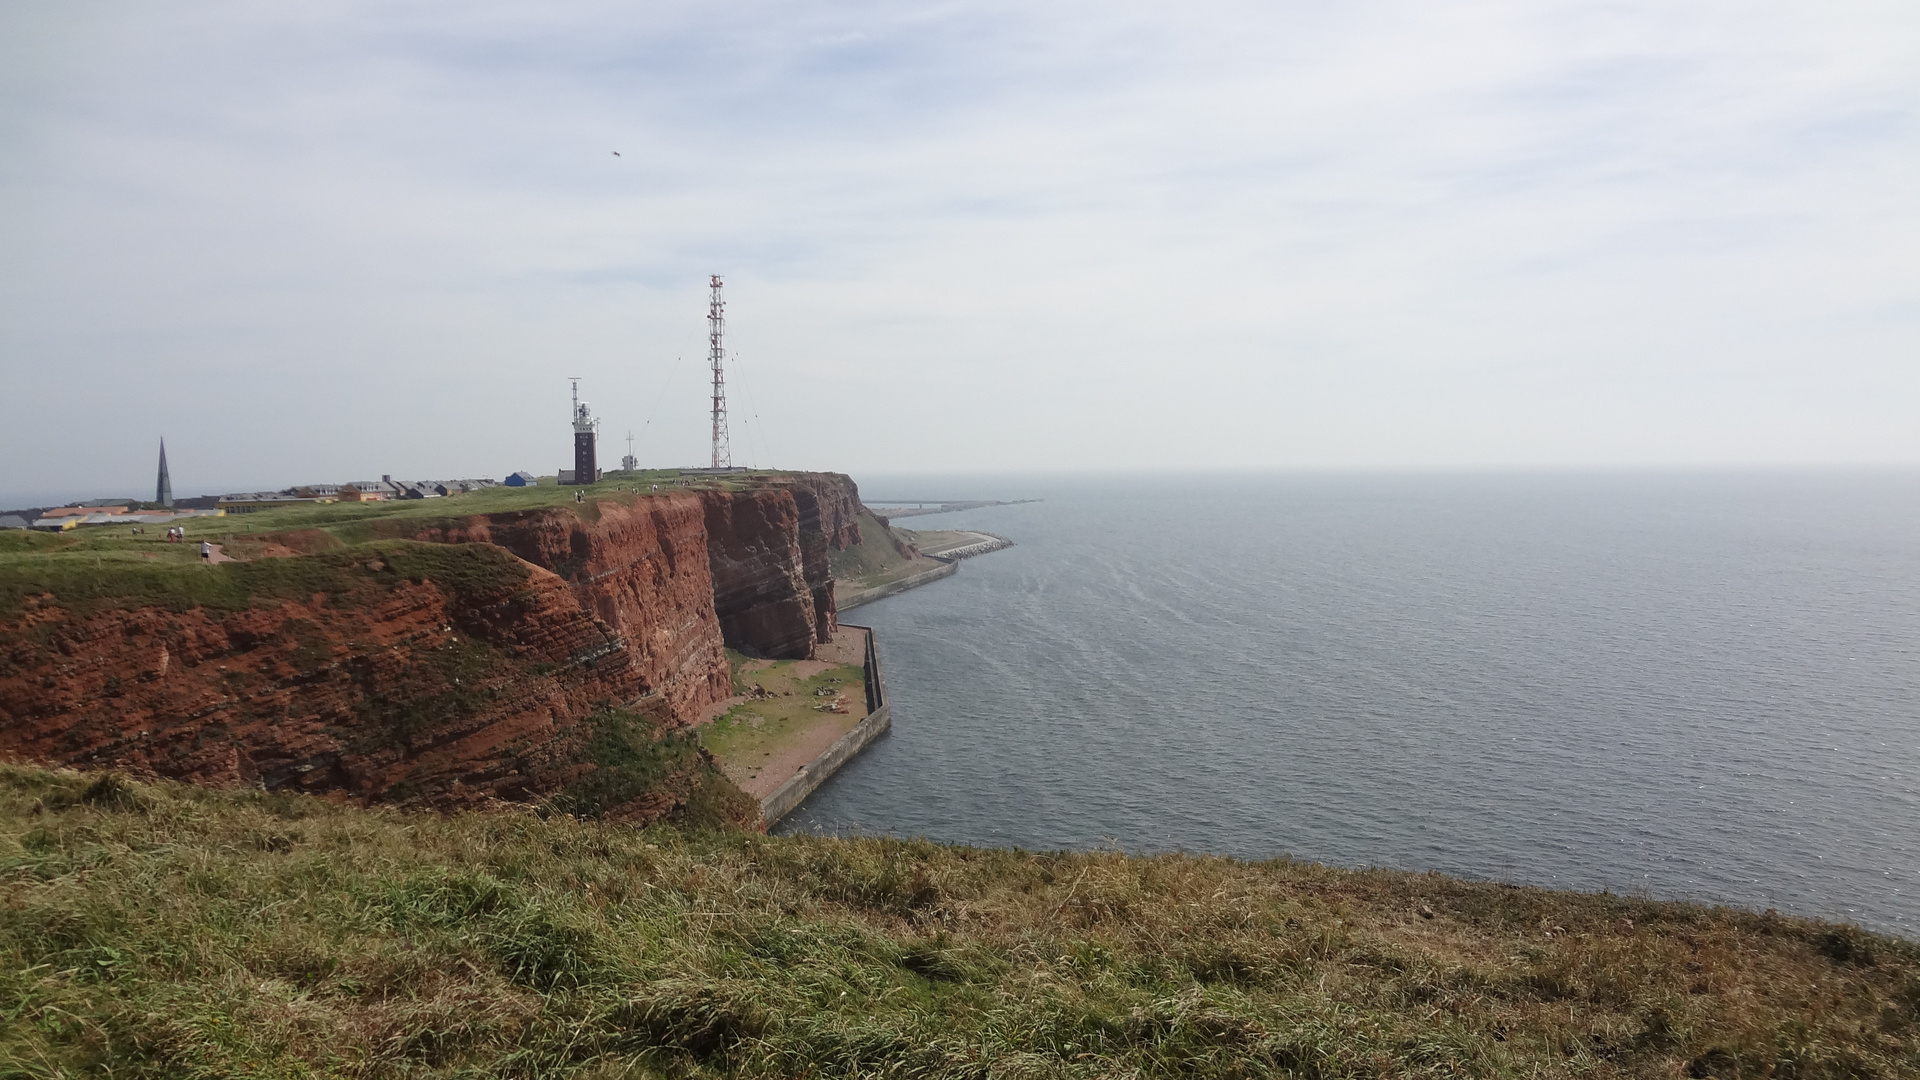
0,473 -> 869,822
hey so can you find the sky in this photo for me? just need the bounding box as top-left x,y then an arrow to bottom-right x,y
2,0 -> 1917,506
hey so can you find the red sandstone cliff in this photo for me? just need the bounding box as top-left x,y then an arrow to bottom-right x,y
0,473 -> 872,820
402,492 -> 733,720
0,548 -> 678,812
779,472 -> 863,644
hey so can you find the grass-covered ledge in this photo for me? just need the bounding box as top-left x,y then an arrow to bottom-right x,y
0,763 -> 1914,1078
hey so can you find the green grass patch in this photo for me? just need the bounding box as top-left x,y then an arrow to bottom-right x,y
827,509 -> 922,586
0,539 -> 532,618
700,662 -> 865,780
553,704 -> 758,828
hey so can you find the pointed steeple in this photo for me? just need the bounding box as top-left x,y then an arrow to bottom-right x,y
156,439 -> 173,508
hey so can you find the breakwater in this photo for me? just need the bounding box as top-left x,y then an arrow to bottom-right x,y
926,532 -> 1012,560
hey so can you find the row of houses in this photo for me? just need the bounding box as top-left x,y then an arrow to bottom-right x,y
1,471 -> 547,530
217,475 -> 504,513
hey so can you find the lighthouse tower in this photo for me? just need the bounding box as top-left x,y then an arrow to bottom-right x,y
569,379 -> 599,485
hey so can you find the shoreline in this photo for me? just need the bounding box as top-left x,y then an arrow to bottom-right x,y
758,623 -> 892,826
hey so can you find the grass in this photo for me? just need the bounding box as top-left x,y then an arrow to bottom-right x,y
700,658 -> 867,788
1,470 -> 897,616
4,469 -> 804,558
551,705 -> 760,827
0,472 -> 781,614
0,539 -> 533,618
1,763 -> 1915,1079
828,510 -> 924,587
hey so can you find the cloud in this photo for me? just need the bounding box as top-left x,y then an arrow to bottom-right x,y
1,0 -> 1916,502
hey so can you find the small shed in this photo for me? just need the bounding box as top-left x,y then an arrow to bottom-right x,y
505,471 -> 537,487
0,514 -> 28,530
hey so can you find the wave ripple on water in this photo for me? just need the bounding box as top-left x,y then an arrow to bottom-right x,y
782,473 -> 1920,935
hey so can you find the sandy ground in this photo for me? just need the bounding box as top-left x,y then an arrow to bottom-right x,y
713,626 -> 871,800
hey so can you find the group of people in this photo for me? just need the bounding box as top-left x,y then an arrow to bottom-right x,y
158,525 -> 213,561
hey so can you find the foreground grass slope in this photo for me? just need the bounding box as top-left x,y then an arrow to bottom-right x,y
2,765 -> 1914,1079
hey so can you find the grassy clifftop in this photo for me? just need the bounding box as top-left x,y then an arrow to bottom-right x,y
2,763 -> 1914,1079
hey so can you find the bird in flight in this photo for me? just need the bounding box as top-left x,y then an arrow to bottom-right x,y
611,151 -> 621,156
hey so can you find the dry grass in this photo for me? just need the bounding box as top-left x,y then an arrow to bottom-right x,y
1,763 -> 1914,1079
701,660 -> 867,785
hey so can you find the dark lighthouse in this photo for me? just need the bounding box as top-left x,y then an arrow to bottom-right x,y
569,379 -> 599,485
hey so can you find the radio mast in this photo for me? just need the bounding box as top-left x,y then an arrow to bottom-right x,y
708,275 -> 731,469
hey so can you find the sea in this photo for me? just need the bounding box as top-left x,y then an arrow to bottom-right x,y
779,471 -> 1920,937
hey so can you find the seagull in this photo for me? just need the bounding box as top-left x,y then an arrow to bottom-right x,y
611,151 -> 621,156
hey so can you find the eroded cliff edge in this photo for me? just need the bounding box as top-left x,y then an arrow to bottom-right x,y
0,472 -> 868,823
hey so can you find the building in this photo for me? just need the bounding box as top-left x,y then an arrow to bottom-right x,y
568,381 -> 599,485
156,439 -> 173,509
41,506 -> 122,519
0,515 -> 29,530
218,492 -> 335,513
505,471 -> 537,487
345,479 -> 403,499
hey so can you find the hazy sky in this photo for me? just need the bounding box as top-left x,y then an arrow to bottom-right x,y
2,1 -> 1916,504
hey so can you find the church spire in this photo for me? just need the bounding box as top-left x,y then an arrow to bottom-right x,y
156,439 -> 173,508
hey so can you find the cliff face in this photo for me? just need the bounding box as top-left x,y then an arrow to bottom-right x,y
404,493 -> 732,721
0,548 -> 686,814
0,474 -> 871,818
780,473 -> 863,645
701,490 -> 817,659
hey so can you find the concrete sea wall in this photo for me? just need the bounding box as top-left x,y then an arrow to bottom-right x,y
836,558 -> 958,611
760,622 -> 891,826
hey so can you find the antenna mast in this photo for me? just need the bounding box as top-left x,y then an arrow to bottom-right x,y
708,275 -> 732,469
568,377 -> 598,485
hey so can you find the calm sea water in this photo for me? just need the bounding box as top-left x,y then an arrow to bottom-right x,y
780,472 -> 1920,936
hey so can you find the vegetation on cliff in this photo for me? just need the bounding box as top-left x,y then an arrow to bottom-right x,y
0,539 -> 533,618
0,470 -> 886,820
829,508 -> 945,596
2,764 -> 1914,1079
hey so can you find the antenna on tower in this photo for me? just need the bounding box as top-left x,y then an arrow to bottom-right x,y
708,275 -> 732,469
567,377 -> 598,485
622,430 -> 637,472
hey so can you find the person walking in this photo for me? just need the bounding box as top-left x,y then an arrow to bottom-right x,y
200,540 -> 211,563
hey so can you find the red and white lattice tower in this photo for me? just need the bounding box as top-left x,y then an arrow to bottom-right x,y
708,275 -> 732,469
